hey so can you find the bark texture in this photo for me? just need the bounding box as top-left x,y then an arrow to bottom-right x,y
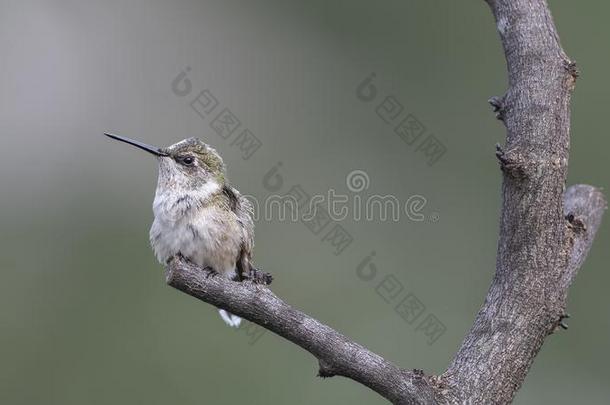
166,259 -> 440,404
442,0 -> 605,403
164,1 -> 606,403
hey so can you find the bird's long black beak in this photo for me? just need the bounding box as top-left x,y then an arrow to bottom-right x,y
104,133 -> 169,156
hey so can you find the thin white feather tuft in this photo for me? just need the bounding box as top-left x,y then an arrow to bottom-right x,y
218,309 -> 242,328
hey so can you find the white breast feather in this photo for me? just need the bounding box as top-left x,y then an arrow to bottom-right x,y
149,180 -> 241,276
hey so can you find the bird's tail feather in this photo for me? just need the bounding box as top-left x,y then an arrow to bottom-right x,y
218,309 -> 242,327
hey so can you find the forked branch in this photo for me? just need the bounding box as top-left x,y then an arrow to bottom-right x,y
165,1 -> 606,404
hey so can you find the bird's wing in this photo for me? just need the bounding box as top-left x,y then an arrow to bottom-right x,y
222,185 -> 254,280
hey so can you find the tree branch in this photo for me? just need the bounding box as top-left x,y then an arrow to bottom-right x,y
166,258 -> 440,405
562,184 -> 607,290
442,1 -> 606,403
163,1 -> 605,404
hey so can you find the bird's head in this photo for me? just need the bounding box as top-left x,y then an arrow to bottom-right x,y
105,133 -> 226,192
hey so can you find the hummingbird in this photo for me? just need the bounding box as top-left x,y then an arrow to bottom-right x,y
105,133 -> 270,327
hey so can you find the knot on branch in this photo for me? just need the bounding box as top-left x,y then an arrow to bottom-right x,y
565,213 -> 586,234
555,313 -> 570,331
495,144 -> 528,178
559,185 -> 607,290
488,95 -> 506,121
565,60 -> 579,80
317,360 -> 336,378
411,368 -> 425,378
495,145 -> 569,179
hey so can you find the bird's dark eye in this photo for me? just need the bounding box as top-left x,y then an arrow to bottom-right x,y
179,156 -> 195,166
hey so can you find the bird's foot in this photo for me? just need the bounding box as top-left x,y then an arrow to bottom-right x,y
247,268 -> 273,285
203,266 -> 219,279
169,252 -> 186,265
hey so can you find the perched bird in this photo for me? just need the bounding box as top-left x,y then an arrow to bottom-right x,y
105,133 -> 269,327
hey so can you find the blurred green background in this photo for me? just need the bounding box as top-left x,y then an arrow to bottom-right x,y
0,1 -> 608,404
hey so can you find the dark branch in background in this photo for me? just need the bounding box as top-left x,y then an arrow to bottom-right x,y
165,1 -> 606,404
